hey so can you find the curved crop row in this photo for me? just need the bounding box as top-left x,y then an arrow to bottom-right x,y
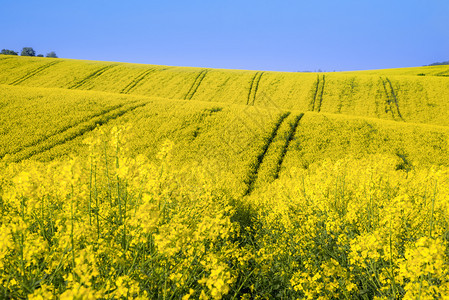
243,111 -> 290,195
120,68 -> 157,94
247,72 -> 264,105
10,61 -> 60,85
308,75 -> 325,112
5,102 -> 148,162
1,56 -> 449,126
252,113 -> 303,188
0,104 -> 126,159
381,77 -> 404,121
184,69 -> 208,100
69,65 -> 118,89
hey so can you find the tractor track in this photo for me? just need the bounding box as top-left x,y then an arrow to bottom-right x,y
10,61 -> 60,86
308,75 -> 325,112
120,68 -> 159,94
6,102 -> 148,162
0,56 -> 15,63
185,70 -> 208,100
247,72 -> 264,105
272,113 -> 304,179
243,111 -> 291,196
316,75 -> 326,112
435,69 -> 449,77
381,77 -> 404,121
385,78 -> 403,120
309,75 -> 320,111
0,104 -> 126,159
69,65 -> 117,89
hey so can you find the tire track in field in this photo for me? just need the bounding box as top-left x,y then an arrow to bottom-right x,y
243,111 -> 291,196
0,56 -> 14,63
246,72 -> 264,105
0,104 -> 126,159
385,78 -> 403,120
6,102 -> 148,162
316,75 -> 326,112
381,77 -> 404,121
10,61 -> 60,85
308,75 -> 325,112
272,113 -> 304,179
308,75 -> 320,111
435,69 -> 449,77
120,68 -> 158,94
380,78 -> 392,117
69,65 -> 117,89
184,69 -> 208,100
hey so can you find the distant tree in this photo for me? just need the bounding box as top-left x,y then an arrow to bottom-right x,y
0,49 -> 18,55
427,61 -> 449,66
37,54 -> 44,57
21,47 -> 36,56
46,51 -> 58,58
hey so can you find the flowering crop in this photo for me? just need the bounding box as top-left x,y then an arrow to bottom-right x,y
1,56 -> 448,126
0,127 -> 241,299
1,55 -> 449,298
1,127 -> 448,299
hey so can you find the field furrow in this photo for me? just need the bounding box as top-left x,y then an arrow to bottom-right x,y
0,104 -> 126,159
251,113 -> 303,188
0,56 -> 14,62
316,75 -> 326,112
308,75 -> 320,111
2,56 -> 449,126
6,102 -> 147,162
436,69 -> 449,76
385,77 -> 404,120
120,68 -> 157,94
381,77 -> 404,121
185,70 -> 208,100
10,61 -> 60,85
380,77 -> 395,119
246,72 -> 263,105
272,113 -> 304,179
243,111 -> 291,195
69,65 -> 118,89
250,72 -> 264,105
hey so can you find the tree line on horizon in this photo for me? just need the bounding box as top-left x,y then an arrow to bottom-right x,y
427,60 -> 449,66
1,47 -> 447,68
1,47 -> 57,58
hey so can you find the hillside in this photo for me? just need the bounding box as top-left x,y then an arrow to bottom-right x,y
1,55 -> 449,299
1,55 -> 449,194
1,55 -> 449,126
1,55 -> 449,172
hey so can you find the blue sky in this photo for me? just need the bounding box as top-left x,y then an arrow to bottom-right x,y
1,0 -> 448,71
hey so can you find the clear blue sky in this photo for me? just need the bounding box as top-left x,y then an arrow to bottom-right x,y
2,0 -> 448,71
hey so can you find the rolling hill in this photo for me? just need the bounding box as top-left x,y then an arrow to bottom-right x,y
1,55 -> 449,299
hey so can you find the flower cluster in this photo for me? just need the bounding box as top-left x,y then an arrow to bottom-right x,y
1,127 -> 448,299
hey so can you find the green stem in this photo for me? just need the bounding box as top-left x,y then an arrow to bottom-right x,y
71,184 -> 75,272
389,218 -> 396,298
104,141 -> 112,206
94,164 -> 100,240
116,140 -> 122,225
89,156 -> 92,226
123,182 -> 127,250
429,181 -> 437,238
20,195 -> 26,285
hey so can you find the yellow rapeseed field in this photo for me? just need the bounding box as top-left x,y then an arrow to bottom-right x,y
0,55 -> 448,298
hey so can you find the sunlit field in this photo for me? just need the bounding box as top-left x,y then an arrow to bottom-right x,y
1,55 -> 449,299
